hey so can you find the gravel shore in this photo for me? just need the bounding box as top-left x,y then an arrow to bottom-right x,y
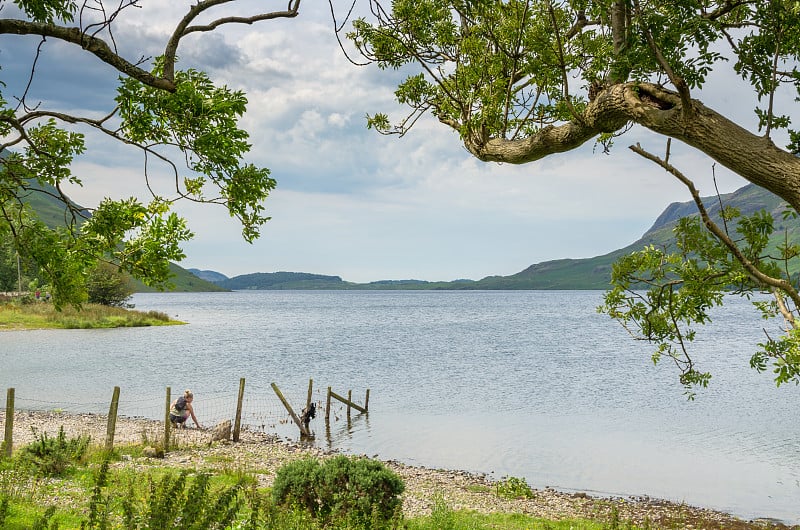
1,410 -> 794,529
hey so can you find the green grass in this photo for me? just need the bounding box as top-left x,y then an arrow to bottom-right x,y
407,511 -> 619,529
0,447 -> 653,530
0,300 -> 183,330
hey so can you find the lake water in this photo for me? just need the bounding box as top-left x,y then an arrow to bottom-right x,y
1,290 -> 798,523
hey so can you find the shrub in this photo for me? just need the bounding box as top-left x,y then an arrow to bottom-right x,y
271,458 -> 323,517
17,427 -> 90,477
495,476 -> 534,500
427,494 -> 457,530
86,262 -> 134,307
272,455 -> 405,529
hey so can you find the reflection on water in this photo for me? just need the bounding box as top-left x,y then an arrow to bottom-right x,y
1,290 -> 798,523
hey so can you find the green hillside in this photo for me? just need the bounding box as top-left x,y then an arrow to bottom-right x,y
208,183 -> 794,291
133,263 -> 228,293
460,183 -> 792,290
13,182 -> 225,293
219,271 -> 353,290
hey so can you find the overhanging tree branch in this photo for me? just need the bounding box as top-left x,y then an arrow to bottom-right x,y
0,18 -> 176,91
630,142 -> 800,317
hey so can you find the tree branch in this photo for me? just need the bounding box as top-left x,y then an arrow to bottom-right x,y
163,0 -> 301,82
633,0 -> 693,118
629,142 -> 800,312
466,82 -> 800,214
0,18 -> 176,92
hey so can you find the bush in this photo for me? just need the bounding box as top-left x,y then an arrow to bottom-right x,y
272,455 -> 405,529
17,427 -> 90,477
86,262 -> 134,307
495,476 -> 534,500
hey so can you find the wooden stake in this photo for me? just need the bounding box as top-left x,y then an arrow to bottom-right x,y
233,378 -> 245,442
3,388 -> 14,457
105,386 -> 120,452
328,390 -> 367,413
326,386 -> 332,427
364,389 -> 370,412
271,383 -> 309,436
164,387 -> 171,451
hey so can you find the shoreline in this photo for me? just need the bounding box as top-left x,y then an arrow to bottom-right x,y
1,409 -> 795,529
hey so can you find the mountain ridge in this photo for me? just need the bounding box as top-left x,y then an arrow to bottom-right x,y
200,183 -> 791,291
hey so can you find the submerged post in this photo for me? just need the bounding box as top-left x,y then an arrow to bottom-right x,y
364,389 -> 370,412
3,388 -> 14,457
105,386 -> 120,452
325,386 -> 332,427
347,389 -> 352,420
164,387 -> 171,451
328,390 -> 367,413
233,378 -> 245,442
306,379 -> 313,410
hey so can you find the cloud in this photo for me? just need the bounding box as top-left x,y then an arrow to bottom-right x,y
0,2 -> 786,282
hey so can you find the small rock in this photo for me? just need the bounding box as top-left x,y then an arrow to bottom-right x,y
142,446 -> 163,458
209,419 -> 231,443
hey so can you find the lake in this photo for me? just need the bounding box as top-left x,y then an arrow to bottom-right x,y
1,290 -> 798,523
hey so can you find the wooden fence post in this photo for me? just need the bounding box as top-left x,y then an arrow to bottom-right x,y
364,389 -> 370,412
347,390 -> 352,420
233,378 -> 245,442
105,386 -> 120,452
3,388 -> 14,458
164,387 -> 171,451
271,383 -> 310,437
327,390 -> 367,414
326,386 -> 332,427
306,379 -> 313,410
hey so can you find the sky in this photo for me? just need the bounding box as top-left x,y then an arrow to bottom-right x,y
1,1 -> 775,283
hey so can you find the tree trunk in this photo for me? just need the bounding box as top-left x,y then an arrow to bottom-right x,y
462,82 -> 800,212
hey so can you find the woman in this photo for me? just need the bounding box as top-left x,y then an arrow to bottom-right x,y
169,389 -> 202,429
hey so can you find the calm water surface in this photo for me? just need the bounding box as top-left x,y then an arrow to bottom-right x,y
1,290 -> 798,523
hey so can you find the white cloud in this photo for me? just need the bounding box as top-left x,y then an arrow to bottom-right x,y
2,2 -> 787,283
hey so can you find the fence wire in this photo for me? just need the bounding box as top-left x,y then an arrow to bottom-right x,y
0,381 -> 368,451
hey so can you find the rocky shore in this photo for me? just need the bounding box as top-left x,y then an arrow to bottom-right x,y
1,410 -> 795,529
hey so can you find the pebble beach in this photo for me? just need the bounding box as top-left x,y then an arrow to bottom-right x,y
1,409 -> 795,529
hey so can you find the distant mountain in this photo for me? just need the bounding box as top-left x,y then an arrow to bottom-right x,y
208,183 -> 793,290
187,268 -> 229,283
132,263 -> 228,293
218,272 -> 352,290
456,183 -> 789,289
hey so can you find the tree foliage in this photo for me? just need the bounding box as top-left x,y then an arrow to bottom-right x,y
86,261 -> 134,307
347,0 -> 800,391
0,0 -> 302,307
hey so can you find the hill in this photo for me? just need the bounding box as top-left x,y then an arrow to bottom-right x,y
218,271 -> 352,290
471,183 -> 788,290
14,181 -> 224,293
187,268 -> 229,283
206,183 -> 793,290
132,263 -> 228,293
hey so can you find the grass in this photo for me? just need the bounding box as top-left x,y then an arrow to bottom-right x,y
0,300 -> 183,330
0,439 -> 789,530
0,438 -> 656,530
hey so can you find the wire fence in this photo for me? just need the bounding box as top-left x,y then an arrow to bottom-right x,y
1,379 -> 369,455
